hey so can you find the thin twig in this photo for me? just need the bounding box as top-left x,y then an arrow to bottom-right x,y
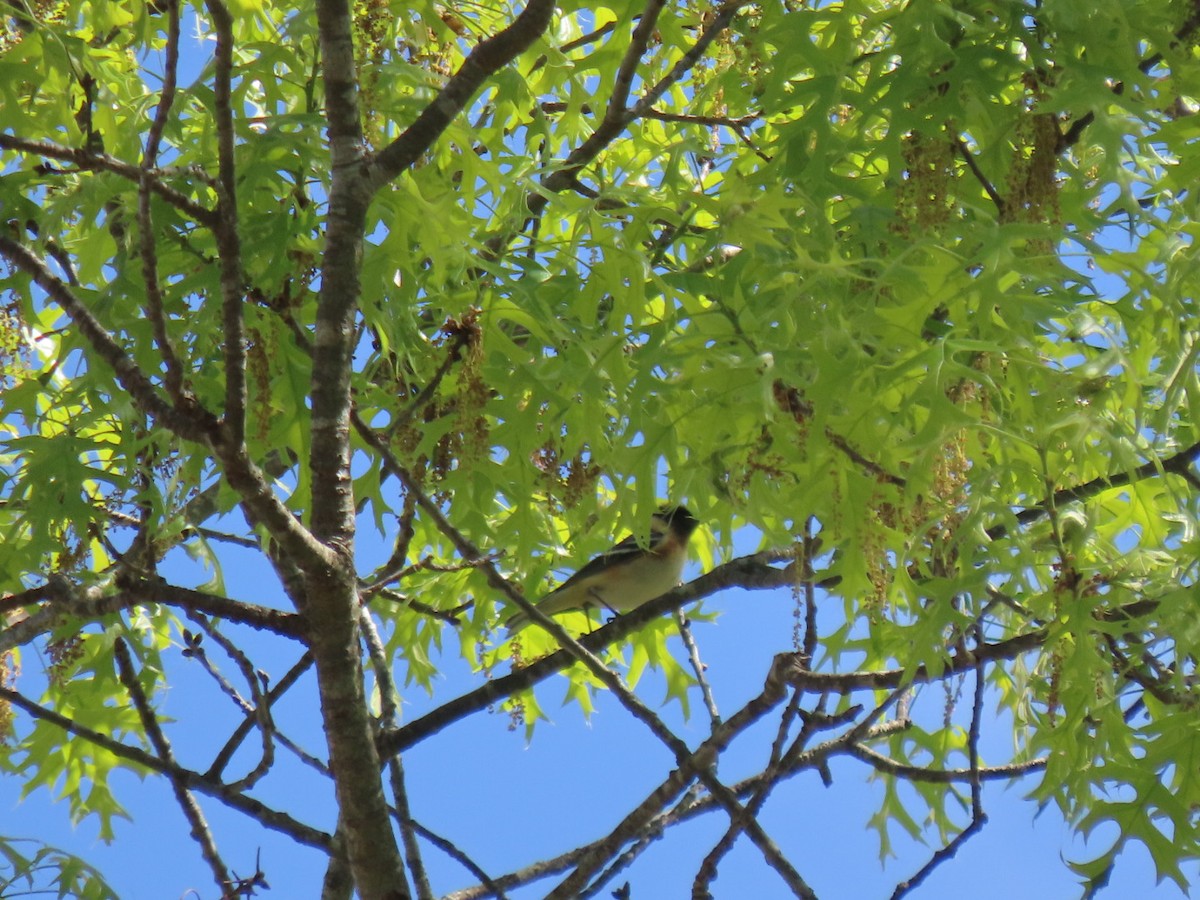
409,819 -> 510,900
675,610 -> 720,730
360,610 -> 430,900
846,743 -> 1047,783
0,133 -> 216,223
186,612 -> 277,792
953,136 -> 1005,214
890,634 -> 989,899
114,638 -> 234,895
207,652 -> 314,780
0,684 -> 331,849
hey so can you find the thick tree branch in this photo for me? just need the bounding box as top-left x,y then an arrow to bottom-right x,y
307,0 -> 410,895
204,0 -> 248,448
139,0 -> 188,403
368,0 -> 557,190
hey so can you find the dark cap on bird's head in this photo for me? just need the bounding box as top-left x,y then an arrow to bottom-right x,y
656,504 -> 699,539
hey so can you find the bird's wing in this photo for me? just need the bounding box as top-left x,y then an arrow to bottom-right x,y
506,522 -> 671,632
551,531 -> 647,592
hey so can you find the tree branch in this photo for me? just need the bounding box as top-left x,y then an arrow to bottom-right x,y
204,0 -> 248,448
114,638 -> 234,895
377,552 -> 798,758
368,0 -> 557,190
0,684 -> 333,851
0,236 -> 218,442
0,574 -> 303,655
995,438 -> 1200,538
138,0 -> 188,403
0,133 -> 216,224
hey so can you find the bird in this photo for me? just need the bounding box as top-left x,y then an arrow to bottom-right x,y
505,505 -> 700,634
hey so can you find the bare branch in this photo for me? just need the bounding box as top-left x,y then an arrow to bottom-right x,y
361,611 -> 429,900
846,743 -> 1048,783
377,552 -> 798,758
184,612 -> 277,792
675,610 -> 721,730
114,638 -> 233,895
207,652 -> 315,780
890,647 -> 989,899
0,576 -> 304,654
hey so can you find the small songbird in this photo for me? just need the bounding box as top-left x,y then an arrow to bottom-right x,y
505,505 -> 701,634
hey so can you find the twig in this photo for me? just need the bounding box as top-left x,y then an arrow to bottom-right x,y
824,427 -> 907,487
360,611 -> 430,900
408,819 -> 510,900
185,612 -> 277,792
675,610 -> 720,730
0,577 -> 305,655
0,684 -> 332,850
0,133 -> 216,223
953,136 -> 1005,215
207,652 -> 314,780
889,642 -> 989,899
530,19 -> 618,73
369,586 -> 472,625
846,743 -> 1047,783
114,638 -> 234,895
